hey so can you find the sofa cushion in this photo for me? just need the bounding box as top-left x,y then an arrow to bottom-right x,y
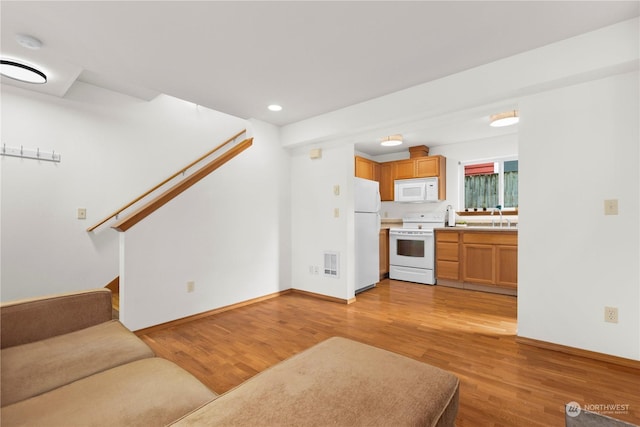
1,320 -> 154,406
1,288 -> 113,349
172,336 -> 459,427
0,358 -> 217,427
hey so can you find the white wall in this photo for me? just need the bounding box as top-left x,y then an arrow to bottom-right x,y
120,119 -> 290,330
1,82 -> 290,323
518,72 -> 639,360
290,143 -> 355,300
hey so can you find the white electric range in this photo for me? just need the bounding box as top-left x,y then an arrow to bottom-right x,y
389,212 -> 446,285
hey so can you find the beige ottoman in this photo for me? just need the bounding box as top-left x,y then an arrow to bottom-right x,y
174,336 -> 459,426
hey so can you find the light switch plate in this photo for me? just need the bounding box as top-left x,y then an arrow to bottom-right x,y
333,185 -> 340,196
77,208 -> 87,220
604,199 -> 618,215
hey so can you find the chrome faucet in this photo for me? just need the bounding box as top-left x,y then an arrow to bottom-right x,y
491,206 -> 503,228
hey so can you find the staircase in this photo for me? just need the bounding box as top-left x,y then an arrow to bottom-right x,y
93,129 -> 253,319
87,129 -> 252,232
105,277 -> 119,319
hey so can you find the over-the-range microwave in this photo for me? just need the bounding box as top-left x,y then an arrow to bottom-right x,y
394,177 -> 439,202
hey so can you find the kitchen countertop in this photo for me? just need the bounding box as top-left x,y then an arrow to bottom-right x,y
380,219 -> 402,230
380,219 -> 517,231
435,226 -> 517,232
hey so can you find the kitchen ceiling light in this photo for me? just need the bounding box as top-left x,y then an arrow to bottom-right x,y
268,104 -> 282,112
381,134 -> 403,147
490,110 -> 519,127
1,60 -> 47,84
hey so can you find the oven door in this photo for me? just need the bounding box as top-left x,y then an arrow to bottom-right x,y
389,229 -> 434,269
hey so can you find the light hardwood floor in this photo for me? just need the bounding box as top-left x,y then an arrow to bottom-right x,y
139,279 -> 640,426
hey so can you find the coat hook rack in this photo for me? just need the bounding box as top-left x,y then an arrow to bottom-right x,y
1,143 -> 61,163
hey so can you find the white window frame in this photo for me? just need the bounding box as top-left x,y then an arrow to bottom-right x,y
458,155 -> 518,212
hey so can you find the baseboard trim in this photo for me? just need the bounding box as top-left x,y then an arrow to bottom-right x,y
134,289 -> 292,335
133,288 -> 355,336
291,289 -> 356,305
516,336 -> 640,369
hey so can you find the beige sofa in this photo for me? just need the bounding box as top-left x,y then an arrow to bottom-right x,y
1,289 -> 459,426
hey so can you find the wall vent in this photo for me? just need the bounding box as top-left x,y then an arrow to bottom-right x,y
324,251 -> 339,278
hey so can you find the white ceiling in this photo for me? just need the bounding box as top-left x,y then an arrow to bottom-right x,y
2,1 -> 639,154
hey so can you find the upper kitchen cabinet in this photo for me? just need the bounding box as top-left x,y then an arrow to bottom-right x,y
392,159 -> 416,180
353,148 -> 446,201
415,156 -> 445,178
355,156 -> 380,181
391,155 -> 447,200
379,162 -> 394,201
392,155 -> 445,179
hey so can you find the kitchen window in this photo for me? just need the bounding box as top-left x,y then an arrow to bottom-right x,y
459,157 -> 518,211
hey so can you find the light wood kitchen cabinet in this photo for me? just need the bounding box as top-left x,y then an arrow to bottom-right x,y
435,230 -> 460,281
379,163 -> 394,201
379,229 -> 389,280
392,159 -> 416,180
355,156 -> 379,181
415,156 -> 443,178
462,244 -> 496,285
354,153 -> 446,200
496,245 -> 518,287
436,229 -> 517,295
391,155 -> 447,199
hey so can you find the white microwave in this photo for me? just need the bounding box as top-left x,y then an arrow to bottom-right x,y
394,177 -> 439,202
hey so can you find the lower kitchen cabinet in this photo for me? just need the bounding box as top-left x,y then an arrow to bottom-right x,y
436,229 -> 517,295
462,244 -> 495,285
435,230 -> 460,281
496,245 -> 518,287
379,229 -> 389,280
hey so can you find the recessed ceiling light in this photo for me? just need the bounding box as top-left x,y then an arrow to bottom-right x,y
15,34 -> 43,50
490,110 -> 519,127
381,134 -> 403,147
268,104 -> 282,112
0,60 -> 47,84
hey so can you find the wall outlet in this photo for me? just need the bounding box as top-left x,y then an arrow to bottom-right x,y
186,281 -> 195,293
77,208 -> 87,220
604,199 -> 618,215
604,306 -> 618,323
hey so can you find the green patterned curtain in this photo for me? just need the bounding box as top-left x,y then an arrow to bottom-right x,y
504,171 -> 518,208
465,174 -> 498,209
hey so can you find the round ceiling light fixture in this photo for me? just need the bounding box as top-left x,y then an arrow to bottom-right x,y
490,110 -> 519,127
381,134 -> 403,147
267,104 -> 283,112
1,60 -> 47,84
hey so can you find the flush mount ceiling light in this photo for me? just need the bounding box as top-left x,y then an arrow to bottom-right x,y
1,60 -> 47,84
381,134 -> 403,147
490,110 -> 519,127
267,104 -> 282,112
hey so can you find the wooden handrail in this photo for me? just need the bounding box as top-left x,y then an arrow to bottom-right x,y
111,137 -> 253,232
87,129 -> 247,232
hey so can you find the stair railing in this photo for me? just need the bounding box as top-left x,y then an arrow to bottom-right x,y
87,129 -> 249,232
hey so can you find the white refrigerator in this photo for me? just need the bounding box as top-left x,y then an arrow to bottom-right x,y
354,177 -> 381,294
